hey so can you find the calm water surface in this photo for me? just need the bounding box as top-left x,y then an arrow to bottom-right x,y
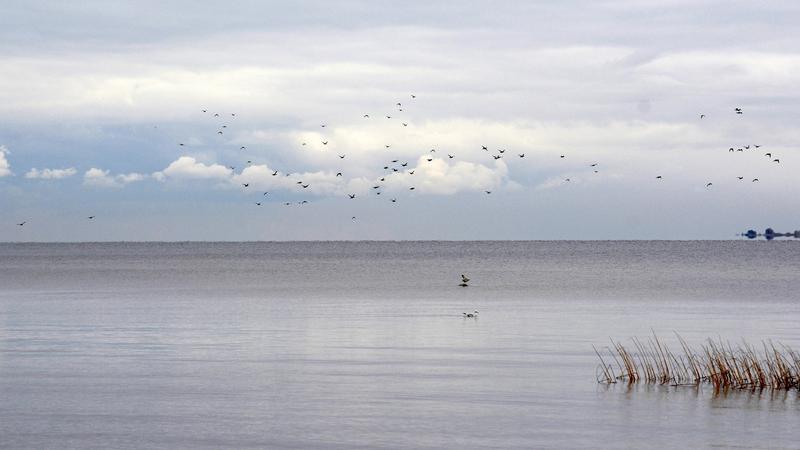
0,241 -> 798,449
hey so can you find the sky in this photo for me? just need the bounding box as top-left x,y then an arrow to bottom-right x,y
1,0 -> 799,241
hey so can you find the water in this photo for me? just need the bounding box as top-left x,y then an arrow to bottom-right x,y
0,241 -> 798,449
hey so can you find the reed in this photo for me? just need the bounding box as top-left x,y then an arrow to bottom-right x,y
596,333 -> 800,390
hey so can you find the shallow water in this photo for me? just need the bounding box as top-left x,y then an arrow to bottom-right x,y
0,241 -> 798,449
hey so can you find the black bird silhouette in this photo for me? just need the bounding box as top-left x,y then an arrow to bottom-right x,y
373,186 -> 380,189
339,154 -> 345,159
88,216 -> 95,219
321,124 -> 326,127
700,114 -> 705,119
518,154 -> 525,158
498,149 -> 505,154
656,176 -> 662,179
754,144 -> 761,148
752,178 -> 759,182
482,146 -> 488,151
706,183 -> 713,188
427,158 -> 433,162
492,155 -> 501,160
745,145 -> 750,149
411,94 -> 416,98
263,192 -> 269,195
222,125 -> 227,128
765,153 -> 772,157
729,148 -> 734,152
391,159 -> 399,163
321,141 -> 328,145
391,198 -> 397,203
217,131 -> 223,134
560,155 -> 565,158
242,183 -> 249,187
448,154 -> 454,159
256,202 -> 262,206
402,122 -> 408,126
409,187 -> 415,190
272,170 -> 278,176
385,145 -> 391,148
363,114 -> 370,118
409,171 -> 415,175
202,109 -> 207,113
336,172 -> 342,177
296,181 -> 303,184
348,194 -> 356,199
485,191 -> 492,194
774,159 -> 780,163
302,184 -> 309,188
386,116 -> 392,119
179,143 -> 184,146
401,163 -> 408,167
240,146 -> 246,150
564,178 -> 570,182
17,221 -> 25,226
214,113 -> 219,117
737,176 -> 744,180
591,163 -> 598,167
302,142 -> 307,146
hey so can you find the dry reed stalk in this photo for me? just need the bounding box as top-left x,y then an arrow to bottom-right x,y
595,334 -> 800,391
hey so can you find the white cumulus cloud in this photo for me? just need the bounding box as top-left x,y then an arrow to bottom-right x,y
153,156 -> 233,181
25,167 -> 77,179
0,145 -> 12,177
83,168 -> 146,188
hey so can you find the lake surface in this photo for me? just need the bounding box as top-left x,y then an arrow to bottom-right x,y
0,241 -> 798,449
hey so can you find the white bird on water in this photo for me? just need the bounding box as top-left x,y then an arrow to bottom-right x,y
463,310 -> 479,318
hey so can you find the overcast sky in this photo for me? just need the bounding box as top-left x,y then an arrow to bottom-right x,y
1,0 -> 799,241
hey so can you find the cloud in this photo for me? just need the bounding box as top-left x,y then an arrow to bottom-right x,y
152,156 -> 233,181
83,167 -> 146,188
0,145 -> 11,177
25,167 -> 77,179
381,156 -> 507,195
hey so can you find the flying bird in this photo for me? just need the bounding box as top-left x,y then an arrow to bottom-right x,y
752,178 -> 759,182
16,221 -> 25,226
737,176 -> 744,180
485,191 -> 492,194
256,202 -> 262,206
272,170 -> 278,176
774,159 -> 780,163
339,154 -> 346,159
242,183 -> 249,188
656,176 -> 662,179
518,154 -> 525,158
322,141 -> 328,145
448,154 -> 454,159
88,216 -> 95,220
348,194 -> 356,199
706,183 -> 713,188
336,172 -> 342,177
700,114 -> 705,119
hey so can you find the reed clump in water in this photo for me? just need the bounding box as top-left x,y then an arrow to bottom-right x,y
595,333 -> 799,390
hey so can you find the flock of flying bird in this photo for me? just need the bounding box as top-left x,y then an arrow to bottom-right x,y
12,95 -> 784,228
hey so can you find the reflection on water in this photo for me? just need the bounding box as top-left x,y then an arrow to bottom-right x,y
0,241 -> 799,449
